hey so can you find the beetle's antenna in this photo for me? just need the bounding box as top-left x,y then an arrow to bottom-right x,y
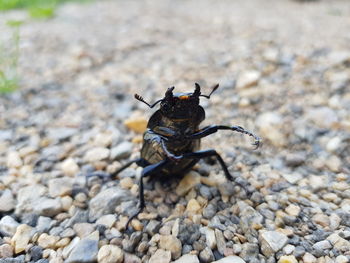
134,94 -> 162,108
200,84 -> 219,99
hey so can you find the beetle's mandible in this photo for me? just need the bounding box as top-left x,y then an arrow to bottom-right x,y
112,83 -> 260,229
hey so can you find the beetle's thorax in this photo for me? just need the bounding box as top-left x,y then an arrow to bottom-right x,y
159,114 -> 198,134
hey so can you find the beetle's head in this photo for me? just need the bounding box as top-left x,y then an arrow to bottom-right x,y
134,83 -> 219,119
159,85 -> 201,119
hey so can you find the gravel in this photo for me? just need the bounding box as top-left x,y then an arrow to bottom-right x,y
0,0 -> 349,262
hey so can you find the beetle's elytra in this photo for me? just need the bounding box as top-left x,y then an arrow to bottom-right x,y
112,83 -> 260,229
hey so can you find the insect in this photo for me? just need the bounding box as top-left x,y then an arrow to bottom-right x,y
113,83 -> 260,229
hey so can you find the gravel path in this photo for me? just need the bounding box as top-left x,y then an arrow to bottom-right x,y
0,0 -> 350,262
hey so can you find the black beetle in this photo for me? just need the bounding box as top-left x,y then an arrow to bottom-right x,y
112,83 -> 260,228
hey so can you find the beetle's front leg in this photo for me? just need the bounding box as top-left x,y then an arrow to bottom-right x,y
188,125 -> 260,149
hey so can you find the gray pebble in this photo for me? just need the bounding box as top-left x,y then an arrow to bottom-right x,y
66,239 -> 98,263
199,247 -> 215,263
29,246 -> 43,261
110,141 -> 133,160
123,231 -> 142,252
239,243 -> 259,262
181,244 -> 192,255
145,220 -> 161,236
293,246 -> 306,258
203,203 -> 217,219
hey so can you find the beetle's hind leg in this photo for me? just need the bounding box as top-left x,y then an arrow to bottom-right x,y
125,159 -> 170,230
85,158 -> 145,186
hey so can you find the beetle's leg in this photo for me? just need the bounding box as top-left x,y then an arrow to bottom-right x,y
125,159 -> 169,230
187,125 -> 260,149
85,158 -> 144,186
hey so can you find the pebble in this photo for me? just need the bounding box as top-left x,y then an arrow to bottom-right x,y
96,214 -> 116,228
37,233 -> 60,249
7,151 -> 23,168
203,227 -> 216,249
11,224 -> 33,254
175,171 -> 201,196
312,240 -> 332,251
335,255 -> 349,263
124,116 -> 148,133
62,236 -> 80,259
48,177 -> 74,197
97,245 -> 124,263
186,199 -> 201,214
215,229 -> 226,255
278,255 -> 298,263
65,239 -> 98,263
145,220 -> 161,236
236,70 -> 261,89
305,107 -> 338,129
199,247 -> 215,263
0,244 -> 14,258
212,256 -> 246,263
256,112 -> 287,147
119,177 -> 134,189
29,246 -> 43,261
302,252 -> 317,263
260,231 -> 288,257
89,187 -> 132,221
0,189 -> 16,212
173,254 -> 200,263
285,204 -> 300,217
34,197 -> 63,217
110,141 -> 133,160
239,243 -> 259,262
159,235 -> 182,260
149,249 -> 171,263
0,216 -> 19,236
84,147 -> 110,162
61,158 -> 79,176
312,214 -> 330,228
73,223 -> 95,238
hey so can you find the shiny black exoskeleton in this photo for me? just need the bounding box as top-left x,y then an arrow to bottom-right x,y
113,83 -> 260,229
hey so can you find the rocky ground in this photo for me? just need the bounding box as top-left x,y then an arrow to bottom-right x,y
0,0 -> 350,262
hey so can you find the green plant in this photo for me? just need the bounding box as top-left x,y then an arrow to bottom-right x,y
0,20 -> 22,94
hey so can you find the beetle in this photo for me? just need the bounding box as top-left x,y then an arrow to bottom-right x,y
112,83 -> 260,229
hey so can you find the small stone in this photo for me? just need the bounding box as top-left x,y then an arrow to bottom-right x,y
283,244 -> 295,255
89,187 -> 132,221
0,244 -> 14,258
203,227 -> 216,249
278,255 -> 298,263
236,70 -> 261,89
11,224 -> 33,254
36,216 -> 53,233
186,199 -> 201,214
239,243 -> 259,262
172,254 -> 199,263
215,229 -> 226,255
0,216 -> 19,236
124,117 -> 148,133
62,236 -> 80,259
48,177 -> 74,197
285,204 -> 300,217
124,253 -> 141,263
260,231 -> 288,257
149,249 -> 171,263
212,256 -> 246,263
37,233 -> 60,249
302,252 -> 317,263
335,255 -> 349,263
0,189 -> 16,212
66,239 -> 98,263
61,158 -> 79,176
312,240 -> 332,251
110,142 -> 133,160
29,246 -> 43,261
159,235 -> 182,260
73,223 -> 94,238
56,237 -> 70,248
145,220 -> 161,236
327,233 -> 350,250
326,137 -> 342,153
172,218 -> 180,237
97,245 -> 124,263
84,147 -> 110,162
94,133 -> 113,147
7,151 -> 23,168
34,197 -> 63,217
312,214 -> 330,228
119,177 -> 134,189
305,107 -> 338,129
256,112 -> 286,147
176,171 -> 201,196
199,247 -> 215,263
122,231 -> 142,252
96,214 -> 116,228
